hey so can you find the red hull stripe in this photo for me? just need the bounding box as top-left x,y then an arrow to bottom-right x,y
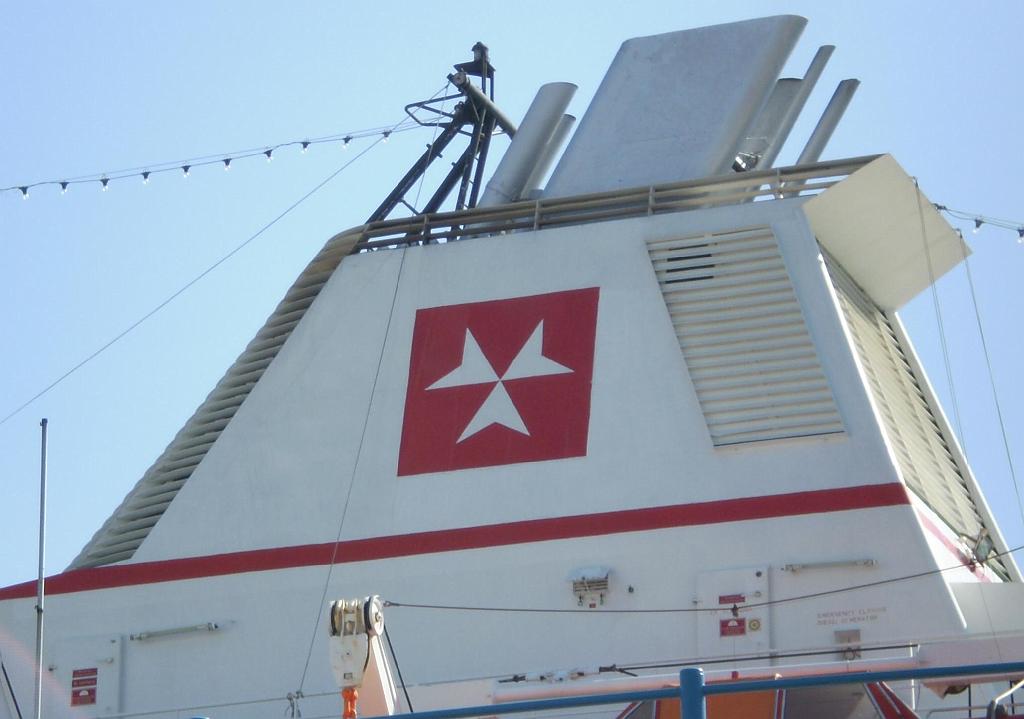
0,483 -> 908,600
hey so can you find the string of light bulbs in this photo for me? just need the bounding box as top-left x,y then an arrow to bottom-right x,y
0,131 -> 394,428
934,204 -> 1024,242
2,120 -> 419,199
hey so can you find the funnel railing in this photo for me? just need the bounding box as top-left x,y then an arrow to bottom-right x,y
348,154 -> 882,253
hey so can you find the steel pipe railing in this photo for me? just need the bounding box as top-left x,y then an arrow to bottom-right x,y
348,154 -> 883,254
364,661 -> 1024,719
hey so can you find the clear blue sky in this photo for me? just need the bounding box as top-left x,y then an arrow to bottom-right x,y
1,2 -> 1022,590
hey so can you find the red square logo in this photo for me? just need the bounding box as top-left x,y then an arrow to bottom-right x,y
398,288 -> 599,476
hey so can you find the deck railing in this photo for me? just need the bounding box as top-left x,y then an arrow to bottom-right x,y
366,661 -> 1024,719
348,154 -> 881,253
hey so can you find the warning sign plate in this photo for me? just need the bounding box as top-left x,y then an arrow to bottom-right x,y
70,667 -> 98,706
719,618 -> 747,637
71,688 -> 97,706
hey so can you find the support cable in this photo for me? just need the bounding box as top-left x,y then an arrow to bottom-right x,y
608,643 -> 919,675
914,178 -> 965,449
0,135 -> 389,429
291,95 -> 458,689
959,238 -> 1024,531
935,205 -> 1024,239
1,659 -> 24,719
290,79 -> 451,680
383,543 -> 1022,615
384,625 -> 415,712
2,120 -> 421,197
295,244 -> 409,695
411,83 -> 452,213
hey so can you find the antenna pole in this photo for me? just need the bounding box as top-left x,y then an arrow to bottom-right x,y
355,43 -> 508,231
33,418 -> 48,719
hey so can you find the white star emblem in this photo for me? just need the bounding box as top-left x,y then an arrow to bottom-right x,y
427,321 -> 572,443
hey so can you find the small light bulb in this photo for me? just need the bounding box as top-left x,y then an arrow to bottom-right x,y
101,178 -> 109,191
301,141 -> 310,153
182,165 -> 191,177
19,186 -> 28,199
342,136 -> 352,150
973,218 -> 983,234
381,131 -> 391,143
60,181 -> 69,194
142,171 -> 151,184
1018,228 -> 1024,244
264,149 -> 273,162
223,158 -> 231,171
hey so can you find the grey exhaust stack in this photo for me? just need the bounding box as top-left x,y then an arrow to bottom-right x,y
796,79 -> 860,165
477,82 -> 577,207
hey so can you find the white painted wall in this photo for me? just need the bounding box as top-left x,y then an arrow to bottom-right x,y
0,506 -> 965,719
134,200 -> 904,560
0,200 -> 982,719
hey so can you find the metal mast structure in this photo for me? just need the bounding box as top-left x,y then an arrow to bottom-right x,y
365,42 -> 515,225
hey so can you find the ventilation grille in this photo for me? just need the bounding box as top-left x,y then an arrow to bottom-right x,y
648,226 -> 843,446
572,578 -> 609,594
825,254 -> 990,543
68,231 -> 362,569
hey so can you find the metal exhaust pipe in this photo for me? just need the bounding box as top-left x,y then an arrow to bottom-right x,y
734,78 -> 801,171
477,82 -> 577,208
796,79 -> 860,165
521,113 -> 576,200
733,45 -> 834,172
758,45 -> 834,168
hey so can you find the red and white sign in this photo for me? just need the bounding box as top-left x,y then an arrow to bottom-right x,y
70,668 -> 97,706
718,593 -> 746,605
398,288 -> 599,476
719,618 -> 746,637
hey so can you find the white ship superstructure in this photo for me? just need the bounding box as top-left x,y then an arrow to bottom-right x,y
1,16 -> 1020,719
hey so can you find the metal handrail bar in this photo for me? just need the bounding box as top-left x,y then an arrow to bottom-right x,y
365,661 -> 1024,719
94,689 -> 340,719
370,686 -> 680,719
987,677 -> 1024,719
348,154 -> 882,252
699,663 -> 1024,695
925,707 -> 1002,719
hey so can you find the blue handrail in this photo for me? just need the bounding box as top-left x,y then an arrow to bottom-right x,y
367,687 -> 679,719
365,660 -> 1024,719
690,662 -> 1024,719
702,662 -> 1024,695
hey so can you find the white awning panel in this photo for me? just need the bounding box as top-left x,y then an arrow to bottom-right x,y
804,154 -> 967,310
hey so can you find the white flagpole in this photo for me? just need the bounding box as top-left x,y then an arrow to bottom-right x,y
33,418 -> 48,719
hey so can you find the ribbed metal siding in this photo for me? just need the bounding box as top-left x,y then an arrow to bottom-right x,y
825,254 -> 987,540
69,231 -> 361,569
648,226 -> 843,445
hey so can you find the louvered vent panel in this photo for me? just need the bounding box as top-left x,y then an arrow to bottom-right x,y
68,230 -> 362,569
648,227 -> 843,445
824,254 -> 992,546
